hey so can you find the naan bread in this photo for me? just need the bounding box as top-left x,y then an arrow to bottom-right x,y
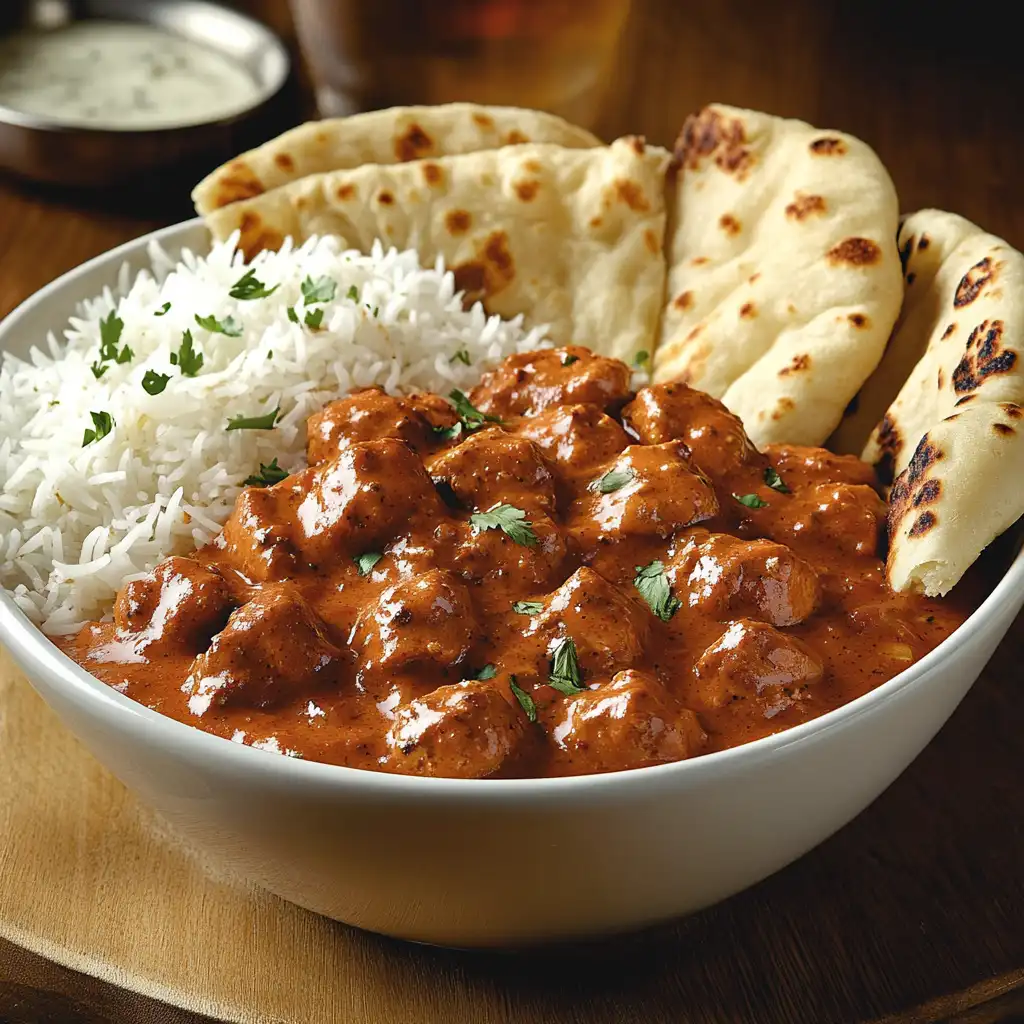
193,103 -> 600,216
857,210 -> 1024,595
653,104 -> 903,447
204,138 -> 669,363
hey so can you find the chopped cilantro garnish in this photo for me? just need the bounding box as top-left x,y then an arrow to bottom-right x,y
301,275 -> 337,305
353,551 -> 382,576
195,313 -> 242,337
475,664 -> 497,681
98,310 -> 123,359
345,285 -> 359,301
764,466 -> 791,493
548,637 -> 586,695
243,458 -> 288,487
304,308 -> 325,329
170,330 -> 204,377
141,370 -> 170,395
226,407 -> 280,431
734,492 -> 769,509
562,353 -> 579,366
589,466 -> 634,495
512,600 -> 544,615
634,560 -> 681,622
451,350 -> 471,366
287,307 -> 299,324
81,410 -> 113,446
229,268 -> 278,301
469,503 -> 538,547
509,676 -> 537,722
448,388 -> 502,433
155,302 -> 171,316
633,350 -> 650,368
90,361 -> 107,380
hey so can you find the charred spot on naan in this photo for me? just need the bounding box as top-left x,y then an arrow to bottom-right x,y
849,313 -> 870,329
809,136 -> 847,156
873,412 -> 903,485
785,193 -> 827,220
210,160 -> 265,209
452,231 -> 516,303
676,107 -> 755,180
827,237 -> 883,267
238,212 -> 284,261
779,354 -> 811,377
422,162 -> 444,187
887,434 -> 945,541
954,256 -> 998,307
609,179 -> 651,212
445,209 -> 472,235
951,319 -> 1017,393
395,122 -> 435,162
673,291 -> 695,311
739,302 -> 756,319
515,179 -> 540,201
336,182 -> 357,202
941,322 -> 957,340
719,213 -> 741,235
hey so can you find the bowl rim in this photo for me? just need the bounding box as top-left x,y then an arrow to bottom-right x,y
1,217 -> 1022,802
0,0 -> 290,135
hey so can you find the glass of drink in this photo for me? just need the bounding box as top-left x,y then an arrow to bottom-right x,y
287,0 -> 632,130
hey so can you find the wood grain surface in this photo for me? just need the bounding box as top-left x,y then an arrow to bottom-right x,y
2,1 -> 1024,1021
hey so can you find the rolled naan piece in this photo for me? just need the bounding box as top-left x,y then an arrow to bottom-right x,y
193,103 -> 600,216
203,137 -> 669,365
654,104 -> 903,447
856,210 -> 1024,596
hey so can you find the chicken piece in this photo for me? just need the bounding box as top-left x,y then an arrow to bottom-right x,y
113,556 -> 234,652
513,403 -> 630,485
453,512 -> 568,599
623,383 -> 763,480
528,567 -> 648,679
296,437 -> 443,566
572,441 -> 719,544
470,346 -> 633,418
671,533 -> 820,627
352,569 -> 476,687
692,619 -> 824,714
551,670 -> 707,775
763,444 -> 879,492
306,388 -> 457,465
385,680 -> 532,778
183,583 -> 341,714
220,478 -> 302,582
427,427 -> 557,514
767,483 -> 885,559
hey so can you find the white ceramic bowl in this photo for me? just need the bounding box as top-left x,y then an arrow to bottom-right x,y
2,221 -> 1022,947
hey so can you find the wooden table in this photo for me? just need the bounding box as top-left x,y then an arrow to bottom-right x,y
2,1 -> 1023,1021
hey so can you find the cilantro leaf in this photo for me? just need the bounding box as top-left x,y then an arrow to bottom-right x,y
634,560 -> 681,622
353,551 -> 382,576
286,307 -> 299,324
450,349 -> 471,366
509,677 -> 537,722
469,503 -> 538,547
90,361 -> 107,380
434,421 -> 463,442
764,466 -> 791,493
475,664 -> 497,681
195,313 -> 243,337
589,466 -> 634,495
448,388 -> 502,432
243,458 -> 288,487
226,407 -> 280,431
170,330 -> 204,377
345,285 -> 359,301
512,600 -> 544,615
548,637 -> 586,695
155,302 -> 171,316
98,310 -> 124,360
304,307 -> 325,329
229,268 -> 278,301
562,353 -> 579,366
301,275 -> 336,304
633,350 -> 650,368
734,492 -> 769,509
81,410 -> 113,447
141,370 -> 170,395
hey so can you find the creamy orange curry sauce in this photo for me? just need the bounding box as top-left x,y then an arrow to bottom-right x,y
62,347 -> 971,777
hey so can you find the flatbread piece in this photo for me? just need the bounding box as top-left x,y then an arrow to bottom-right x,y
653,104 -> 903,447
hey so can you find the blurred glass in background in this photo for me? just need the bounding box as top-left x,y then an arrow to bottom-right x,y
287,0 -> 631,128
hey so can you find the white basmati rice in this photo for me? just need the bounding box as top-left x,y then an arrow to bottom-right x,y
0,233 -> 550,634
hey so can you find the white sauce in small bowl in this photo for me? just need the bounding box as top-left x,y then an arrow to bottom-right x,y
0,21 -> 263,130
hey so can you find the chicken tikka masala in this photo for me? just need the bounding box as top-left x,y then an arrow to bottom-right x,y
63,347 -> 970,778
